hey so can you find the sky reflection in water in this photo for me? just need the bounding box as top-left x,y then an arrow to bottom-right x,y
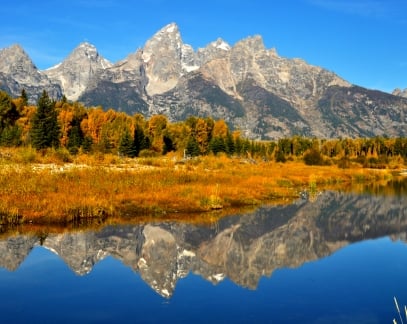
0,187 -> 406,323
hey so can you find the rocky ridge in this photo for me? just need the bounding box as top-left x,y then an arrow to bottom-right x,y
0,44 -> 62,101
0,23 -> 406,139
393,88 -> 407,98
44,42 -> 112,101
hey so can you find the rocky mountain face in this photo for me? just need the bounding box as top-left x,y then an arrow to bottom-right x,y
43,42 -> 112,101
393,88 -> 407,98
1,23 -> 406,139
0,190 -> 406,297
0,234 -> 38,271
0,44 -> 62,102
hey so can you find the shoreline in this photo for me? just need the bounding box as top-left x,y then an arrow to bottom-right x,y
0,155 -> 399,227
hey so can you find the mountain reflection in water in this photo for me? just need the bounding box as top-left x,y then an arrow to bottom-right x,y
0,190 -> 406,299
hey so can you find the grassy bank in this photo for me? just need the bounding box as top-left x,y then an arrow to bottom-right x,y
0,148 -> 397,226
0,151 -> 400,224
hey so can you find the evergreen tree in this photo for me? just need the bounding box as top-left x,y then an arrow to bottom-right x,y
0,91 -> 21,147
209,136 -> 226,155
241,139 -> 251,155
142,136 -> 151,152
0,91 -> 19,130
394,138 -> 404,157
163,134 -> 175,154
134,126 -> 149,157
30,90 -> 60,149
20,89 -> 28,106
82,136 -> 93,153
98,131 -> 112,154
234,136 -> 243,156
67,125 -> 83,154
118,129 -> 136,157
225,132 -> 235,155
185,136 -> 200,157
0,125 -> 21,147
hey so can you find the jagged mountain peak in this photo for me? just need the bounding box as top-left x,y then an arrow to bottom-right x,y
142,22 -> 189,95
0,44 -> 29,59
210,38 -> 231,51
77,23 -> 405,139
157,22 -> 180,35
144,22 -> 182,50
5,43 -> 25,54
48,41 -> 112,70
77,41 -> 96,49
197,38 -> 231,65
44,41 -> 112,101
0,43 -> 62,102
71,42 -> 99,59
1,23 -> 406,139
233,35 -> 266,53
73,42 -> 113,69
0,43 -> 37,73
142,22 -> 183,61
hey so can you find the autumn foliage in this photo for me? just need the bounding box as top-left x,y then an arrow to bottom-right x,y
0,90 -> 406,168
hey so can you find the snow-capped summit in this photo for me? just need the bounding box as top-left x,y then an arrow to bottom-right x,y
197,38 -> 231,65
212,38 -> 231,51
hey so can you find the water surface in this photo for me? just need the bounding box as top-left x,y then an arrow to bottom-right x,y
0,182 -> 406,323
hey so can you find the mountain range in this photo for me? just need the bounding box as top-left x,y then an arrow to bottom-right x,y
0,22 -> 406,139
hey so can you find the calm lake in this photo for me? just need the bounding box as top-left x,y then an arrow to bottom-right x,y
0,178 -> 406,323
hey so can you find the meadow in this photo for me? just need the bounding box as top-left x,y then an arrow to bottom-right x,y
0,147 -> 398,227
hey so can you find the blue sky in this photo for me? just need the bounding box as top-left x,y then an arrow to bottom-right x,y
0,0 -> 406,93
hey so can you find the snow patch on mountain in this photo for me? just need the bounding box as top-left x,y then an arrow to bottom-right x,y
215,40 -> 230,51
166,24 -> 176,33
45,62 -> 62,71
